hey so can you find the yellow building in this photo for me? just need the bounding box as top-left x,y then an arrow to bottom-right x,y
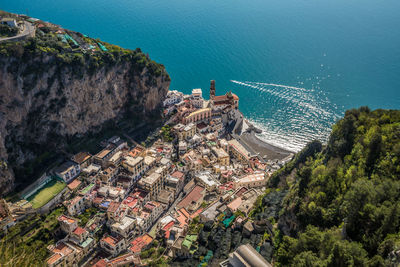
173,123 -> 196,141
228,139 -> 251,163
121,156 -> 144,181
212,147 -> 230,166
183,108 -> 211,124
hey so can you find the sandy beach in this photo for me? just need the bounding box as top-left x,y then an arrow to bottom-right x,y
238,131 -> 293,161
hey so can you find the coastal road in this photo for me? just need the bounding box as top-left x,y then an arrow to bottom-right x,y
0,21 -> 35,42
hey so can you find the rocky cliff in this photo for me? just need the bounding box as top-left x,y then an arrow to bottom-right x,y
0,28 -> 170,195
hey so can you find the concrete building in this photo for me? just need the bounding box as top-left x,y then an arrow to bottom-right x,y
157,189 -> 174,205
173,123 -> 197,141
67,196 -> 85,216
138,170 -> 165,199
179,140 -> 188,154
165,171 -> 185,197
183,108 -> 211,124
143,155 -> 156,172
177,185 -> 205,213
228,139 -> 252,163
191,88 -> 203,108
220,243 -> 272,267
111,216 -> 136,238
93,145 -> 116,166
143,201 -> 165,225
212,147 -> 230,166
55,161 -> 80,183
97,166 -> 119,185
71,152 -> 92,168
195,171 -> 220,191
100,234 -> 127,257
121,156 -> 144,181
235,172 -> 267,189
164,90 -> 183,107
58,215 -> 78,234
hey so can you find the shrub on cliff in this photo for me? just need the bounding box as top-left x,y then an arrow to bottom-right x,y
273,108 -> 400,266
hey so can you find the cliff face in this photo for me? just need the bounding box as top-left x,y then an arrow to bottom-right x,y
0,37 -> 170,195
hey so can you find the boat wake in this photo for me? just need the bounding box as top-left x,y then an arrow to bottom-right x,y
230,80 -> 343,152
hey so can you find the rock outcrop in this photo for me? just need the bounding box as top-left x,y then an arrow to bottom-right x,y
0,34 -> 170,195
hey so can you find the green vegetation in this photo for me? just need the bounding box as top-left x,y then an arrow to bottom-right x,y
140,240 -> 170,266
0,207 -> 65,266
161,125 -> 174,142
27,179 -> 66,209
0,24 -> 18,38
0,26 -> 169,82
272,108 -> 400,266
172,108 -> 400,266
77,207 -> 98,227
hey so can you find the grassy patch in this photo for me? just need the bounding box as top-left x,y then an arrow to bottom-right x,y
27,179 -> 66,209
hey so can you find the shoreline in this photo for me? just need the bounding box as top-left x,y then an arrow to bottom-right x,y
238,131 -> 294,161
231,110 -> 294,161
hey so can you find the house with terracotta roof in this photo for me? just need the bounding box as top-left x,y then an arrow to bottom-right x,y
91,258 -> 108,267
107,253 -> 141,266
46,241 -> 83,267
67,179 -> 82,191
70,226 -> 89,244
100,234 -> 127,257
93,144 -> 117,166
176,185 -> 206,213
71,152 -> 92,168
143,201 -> 165,226
58,215 -> 78,234
130,234 -> 153,254
107,201 -> 122,222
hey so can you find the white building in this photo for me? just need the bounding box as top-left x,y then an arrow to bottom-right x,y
55,161 -> 80,183
100,234 -> 127,257
235,172 -> 267,189
191,88 -> 203,108
67,196 -> 85,216
195,171 -> 221,191
164,90 -> 183,107
111,216 -> 136,238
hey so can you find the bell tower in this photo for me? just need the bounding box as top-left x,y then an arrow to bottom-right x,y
210,80 -> 216,99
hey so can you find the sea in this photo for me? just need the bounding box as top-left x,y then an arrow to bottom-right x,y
2,0 -> 400,152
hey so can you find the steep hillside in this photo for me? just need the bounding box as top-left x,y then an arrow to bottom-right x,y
0,26 -> 170,195
272,108 -> 400,266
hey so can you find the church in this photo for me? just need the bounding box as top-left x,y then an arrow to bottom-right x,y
209,80 -> 239,111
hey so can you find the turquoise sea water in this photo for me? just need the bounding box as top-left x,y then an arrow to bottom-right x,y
2,0 -> 400,151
